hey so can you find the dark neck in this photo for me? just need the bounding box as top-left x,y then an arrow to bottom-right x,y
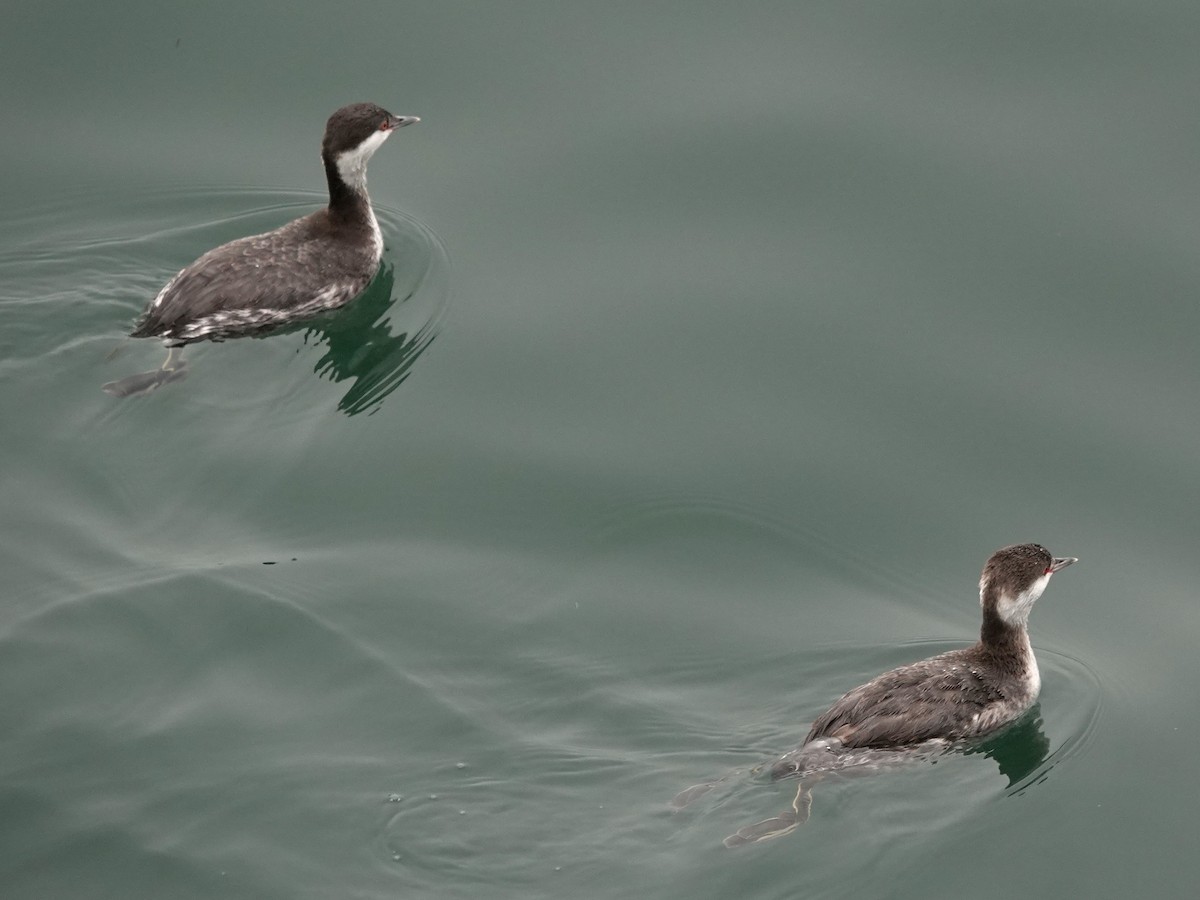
980,606 -> 1021,645
978,600 -> 1032,673
323,157 -> 373,227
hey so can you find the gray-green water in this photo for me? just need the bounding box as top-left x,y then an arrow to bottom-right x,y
3,2 -> 1198,897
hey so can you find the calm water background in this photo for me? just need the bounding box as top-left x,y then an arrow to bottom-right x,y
2,2 -> 1198,897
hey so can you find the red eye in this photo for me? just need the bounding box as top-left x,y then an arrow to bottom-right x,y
379,120 -> 389,130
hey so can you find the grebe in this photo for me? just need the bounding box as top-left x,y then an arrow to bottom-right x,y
103,102 -> 418,396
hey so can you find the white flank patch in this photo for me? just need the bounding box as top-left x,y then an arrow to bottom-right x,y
367,208 -> 383,261
152,270 -> 185,308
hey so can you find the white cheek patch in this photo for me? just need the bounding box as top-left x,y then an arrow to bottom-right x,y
996,572 -> 1052,625
335,129 -> 391,191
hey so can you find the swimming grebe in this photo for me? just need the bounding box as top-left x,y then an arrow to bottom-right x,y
677,543 -> 1077,846
103,102 -> 418,396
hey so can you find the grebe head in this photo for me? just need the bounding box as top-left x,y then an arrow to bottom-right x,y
322,102 -> 419,193
979,543 -> 1077,627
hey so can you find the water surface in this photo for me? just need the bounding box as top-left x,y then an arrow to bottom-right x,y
3,2 -> 1199,898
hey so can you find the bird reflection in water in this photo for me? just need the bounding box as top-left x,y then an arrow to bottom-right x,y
963,706 -> 1052,790
302,261 -> 441,416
